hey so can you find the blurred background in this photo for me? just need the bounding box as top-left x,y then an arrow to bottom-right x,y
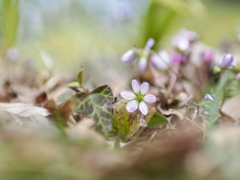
0,0 -> 240,73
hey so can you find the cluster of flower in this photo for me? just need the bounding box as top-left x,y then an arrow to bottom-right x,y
120,29 -> 237,116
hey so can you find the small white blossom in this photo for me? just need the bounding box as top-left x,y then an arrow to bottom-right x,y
120,79 -> 156,115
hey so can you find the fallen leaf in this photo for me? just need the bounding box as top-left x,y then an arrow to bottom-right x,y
0,103 -> 49,127
0,103 -> 49,117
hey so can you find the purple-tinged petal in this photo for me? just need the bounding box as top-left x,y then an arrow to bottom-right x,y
171,52 -> 186,65
139,101 -> 148,115
150,53 -> 169,70
144,94 -> 156,104
120,91 -> 136,100
144,38 -> 155,50
204,94 -> 215,101
138,57 -> 147,72
121,50 -> 138,63
126,100 -> 138,113
201,50 -> 214,65
220,54 -> 234,68
131,79 -> 140,93
140,82 -> 149,95
179,28 -> 199,42
159,50 -> 170,63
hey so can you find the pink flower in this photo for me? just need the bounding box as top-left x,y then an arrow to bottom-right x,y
201,50 -> 215,65
120,79 -> 156,115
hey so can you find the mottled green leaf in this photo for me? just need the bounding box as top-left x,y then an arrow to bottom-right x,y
112,99 -> 141,140
146,111 -> 168,128
75,85 -> 113,136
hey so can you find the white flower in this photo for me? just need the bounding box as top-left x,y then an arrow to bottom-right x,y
120,79 -> 156,115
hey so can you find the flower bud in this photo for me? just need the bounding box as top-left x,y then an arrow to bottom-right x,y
201,50 -> 214,65
144,38 -> 155,50
220,53 -> 234,68
171,52 -> 186,65
122,50 -> 138,63
138,57 -> 147,72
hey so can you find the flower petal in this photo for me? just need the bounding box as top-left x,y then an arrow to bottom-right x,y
120,91 -> 136,100
220,53 -> 234,68
150,53 -> 169,70
121,50 -> 138,63
126,100 -> 138,113
144,94 -> 156,104
144,38 -> 155,50
139,101 -> 148,115
131,79 -> 140,93
138,57 -> 147,72
140,82 -> 149,95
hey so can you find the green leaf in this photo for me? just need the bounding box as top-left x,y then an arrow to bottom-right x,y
75,85 -> 113,136
199,98 -> 221,123
199,74 -> 228,128
67,82 -> 80,88
146,111 -> 169,128
112,99 -> 141,140
77,68 -> 84,87
1,0 -> 19,51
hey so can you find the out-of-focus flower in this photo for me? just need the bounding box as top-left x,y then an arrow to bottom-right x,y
172,35 -> 190,52
6,47 -> 19,61
150,50 -> 170,70
120,79 -> 156,115
137,38 -> 155,72
171,52 -> 187,65
204,94 -> 215,101
220,53 -> 234,68
172,29 -> 199,53
201,50 -> 215,65
122,50 -> 138,63
179,28 -> 199,43
121,38 -> 155,72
